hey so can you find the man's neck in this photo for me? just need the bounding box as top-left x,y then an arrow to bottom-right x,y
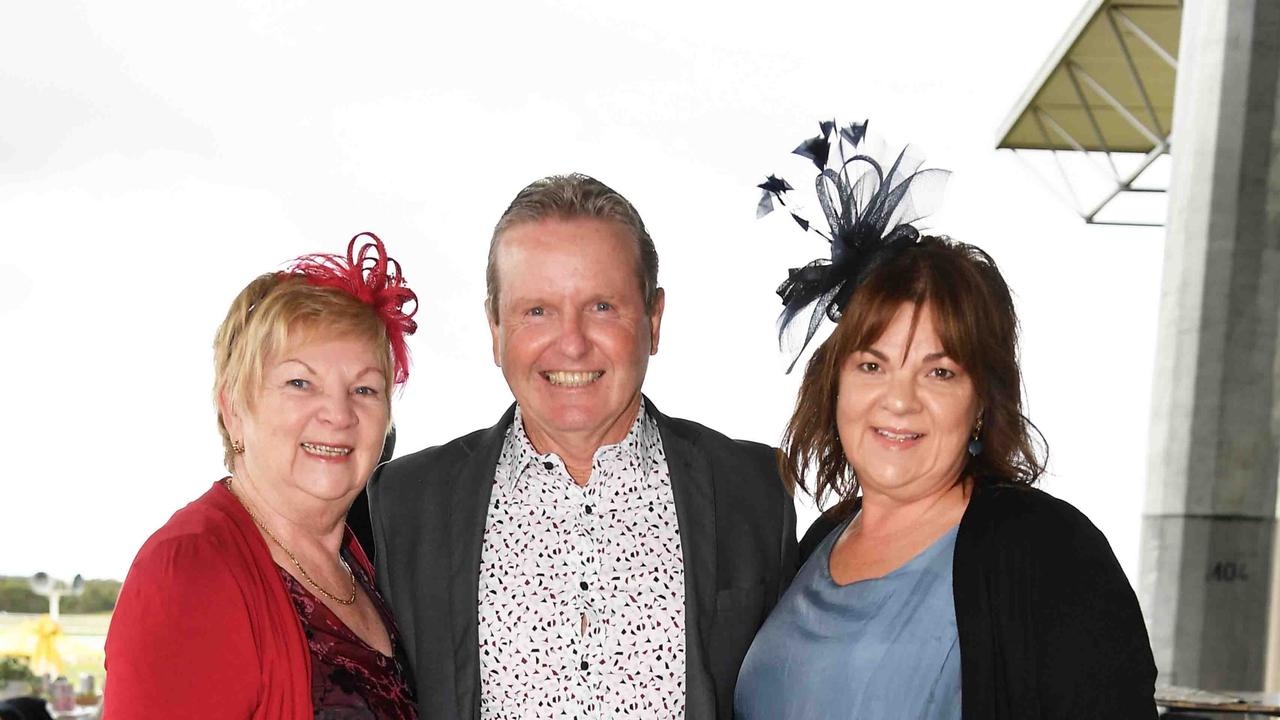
520,396 -> 644,485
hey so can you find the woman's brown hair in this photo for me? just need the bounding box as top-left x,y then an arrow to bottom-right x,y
780,236 -> 1046,511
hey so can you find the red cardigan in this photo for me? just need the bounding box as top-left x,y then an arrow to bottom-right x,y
104,481 -> 375,719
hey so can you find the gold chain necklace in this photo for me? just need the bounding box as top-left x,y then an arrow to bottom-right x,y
223,477 -> 357,606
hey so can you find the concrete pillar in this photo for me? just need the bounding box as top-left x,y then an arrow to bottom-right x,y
1139,0 -> 1280,691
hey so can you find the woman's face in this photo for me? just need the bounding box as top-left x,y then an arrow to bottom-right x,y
227,331 -> 390,507
836,302 -> 980,501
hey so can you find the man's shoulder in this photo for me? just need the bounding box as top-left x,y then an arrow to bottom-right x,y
655,411 -> 774,458
652,410 -> 779,489
653,408 -> 794,551
378,426 -> 491,479
368,409 -> 513,508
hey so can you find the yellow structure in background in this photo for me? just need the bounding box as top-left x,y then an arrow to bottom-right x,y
0,615 -> 102,677
997,0 -> 1180,225
998,0 -> 1179,152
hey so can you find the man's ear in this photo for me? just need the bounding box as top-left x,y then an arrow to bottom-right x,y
487,299 -> 501,367
648,287 -> 665,356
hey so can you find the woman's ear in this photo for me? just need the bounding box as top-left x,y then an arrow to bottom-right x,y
218,387 -> 244,441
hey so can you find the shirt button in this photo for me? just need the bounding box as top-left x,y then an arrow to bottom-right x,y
580,581 -> 588,590
580,660 -> 589,671
543,461 -> 554,471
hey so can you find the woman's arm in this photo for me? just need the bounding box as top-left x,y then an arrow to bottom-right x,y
103,534 -> 260,719
1029,497 -> 1159,720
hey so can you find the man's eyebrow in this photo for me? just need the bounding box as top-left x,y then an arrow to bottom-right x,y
503,293 -> 545,306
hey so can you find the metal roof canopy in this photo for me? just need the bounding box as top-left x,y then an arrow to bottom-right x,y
997,0 -> 1181,226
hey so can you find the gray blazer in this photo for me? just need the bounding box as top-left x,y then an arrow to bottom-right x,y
367,398 -> 797,720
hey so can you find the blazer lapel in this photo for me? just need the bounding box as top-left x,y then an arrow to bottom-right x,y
648,398 -> 718,718
448,404 -> 515,720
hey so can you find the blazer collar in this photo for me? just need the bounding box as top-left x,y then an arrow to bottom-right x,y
448,403 -> 515,719
646,397 -> 719,716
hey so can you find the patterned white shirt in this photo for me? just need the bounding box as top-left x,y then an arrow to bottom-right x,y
478,401 -> 686,719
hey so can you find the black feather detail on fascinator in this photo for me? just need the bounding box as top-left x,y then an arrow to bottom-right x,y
757,119 -> 950,371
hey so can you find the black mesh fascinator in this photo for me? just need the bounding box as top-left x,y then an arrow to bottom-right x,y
758,120 -> 950,371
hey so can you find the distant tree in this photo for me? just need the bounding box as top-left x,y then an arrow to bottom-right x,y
62,579 -> 122,613
0,578 -> 45,613
0,576 -> 121,614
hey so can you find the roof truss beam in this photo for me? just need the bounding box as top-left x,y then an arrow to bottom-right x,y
1112,6 -> 1179,69
1070,60 -> 1166,146
1106,7 -> 1167,135
997,0 -> 1180,226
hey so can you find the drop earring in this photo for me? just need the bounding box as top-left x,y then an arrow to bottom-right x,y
967,415 -> 984,457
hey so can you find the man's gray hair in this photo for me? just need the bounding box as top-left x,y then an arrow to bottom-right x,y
486,173 -> 660,321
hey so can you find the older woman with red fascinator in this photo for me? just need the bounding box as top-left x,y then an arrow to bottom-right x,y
104,234 -> 418,719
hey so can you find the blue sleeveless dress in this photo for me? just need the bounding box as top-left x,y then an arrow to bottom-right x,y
734,519 -> 962,719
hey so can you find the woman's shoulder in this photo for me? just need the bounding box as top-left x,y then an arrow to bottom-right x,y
968,482 -> 1093,523
801,485 -> 1112,565
127,482 -> 257,578
105,483 -> 283,718
961,482 -> 1113,557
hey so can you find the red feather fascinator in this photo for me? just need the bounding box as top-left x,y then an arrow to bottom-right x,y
283,232 -> 418,385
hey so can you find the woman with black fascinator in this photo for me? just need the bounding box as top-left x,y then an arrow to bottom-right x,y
733,122 -> 1157,719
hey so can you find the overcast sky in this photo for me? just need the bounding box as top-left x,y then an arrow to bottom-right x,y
0,0 -> 1166,583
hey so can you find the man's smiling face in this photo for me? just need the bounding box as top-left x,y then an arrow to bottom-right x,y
488,216 -> 663,449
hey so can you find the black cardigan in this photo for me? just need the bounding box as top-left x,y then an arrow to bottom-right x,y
799,484 -> 1158,720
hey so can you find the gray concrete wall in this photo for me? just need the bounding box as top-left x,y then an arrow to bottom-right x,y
1139,0 -> 1280,691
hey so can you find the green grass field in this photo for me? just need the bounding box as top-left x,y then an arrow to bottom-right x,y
0,612 -> 109,689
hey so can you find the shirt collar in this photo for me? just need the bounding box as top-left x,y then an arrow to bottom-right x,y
496,399 -> 654,493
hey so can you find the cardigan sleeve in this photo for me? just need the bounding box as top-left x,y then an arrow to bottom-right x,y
1024,496 -> 1159,720
103,533 -> 261,720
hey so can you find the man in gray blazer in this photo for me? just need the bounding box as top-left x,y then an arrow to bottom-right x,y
368,173 -> 796,720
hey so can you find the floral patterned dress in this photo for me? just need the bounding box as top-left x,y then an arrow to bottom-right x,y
278,554 -> 417,719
